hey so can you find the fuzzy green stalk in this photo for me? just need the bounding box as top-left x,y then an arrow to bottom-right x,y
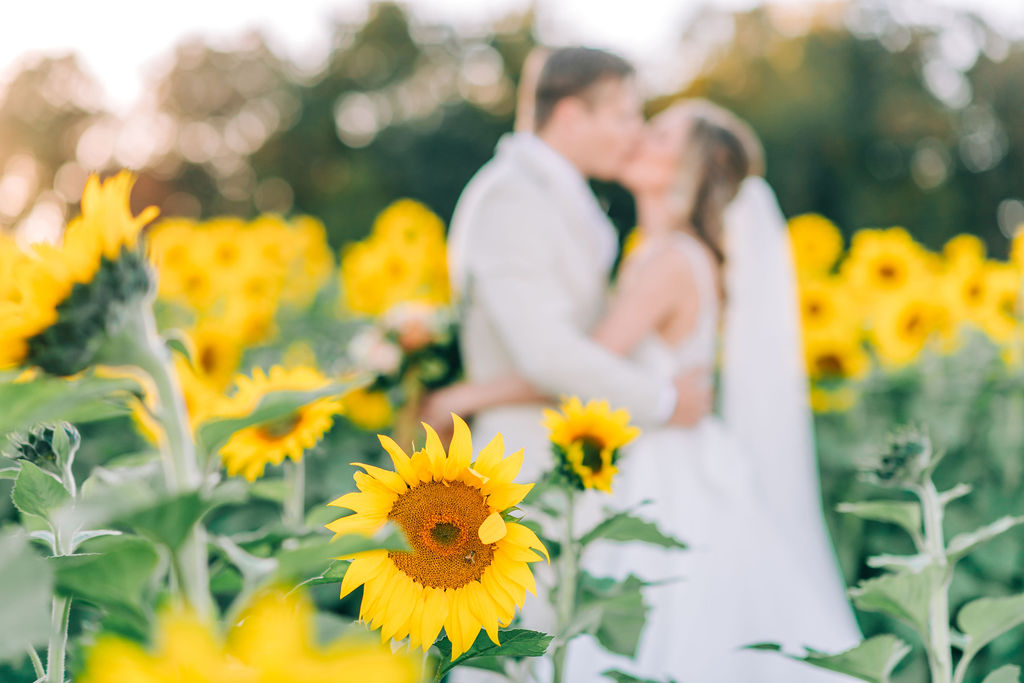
101,305 -> 212,617
284,457 -> 306,530
552,486 -> 577,683
394,371 -> 425,451
45,523 -> 72,683
26,646 -> 44,680
916,479 -> 953,683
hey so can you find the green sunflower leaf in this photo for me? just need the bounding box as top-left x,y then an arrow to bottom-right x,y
573,572 -> 652,657
849,566 -> 940,636
434,628 -> 552,678
601,670 -> 672,683
50,534 -> 159,631
982,666 -> 1022,683
12,461 -> 70,526
115,490 -> 209,551
946,516 -> 1024,564
0,529 -> 54,661
0,372 -> 139,449
195,375 -> 370,460
273,523 -> 409,582
579,509 -> 687,551
747,635 -> 911,683
836,500 -> 922,544
956,593 -> 1024,663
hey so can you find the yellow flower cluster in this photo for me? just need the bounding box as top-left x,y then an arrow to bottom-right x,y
790,214 -> 1024,410
79,587 -> 420,683
543,397 -> 640,493
149,214 -> 335,389
339,199 -> 449,316
1,172 -> 157,370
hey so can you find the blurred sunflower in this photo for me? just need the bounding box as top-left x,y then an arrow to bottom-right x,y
840,227 -> 931,301
977,263 -> 1021,345
0,172 -> 158,374
943,233 -> 986,272
185,319 -> 246,391
219,366 -> 344,481
869,291 -> 941,367
797,275 -> 861,336
803,328 -> 871,382
326,416 -> 547,659
809,385 -> 858,413
341,387 -> 395,431
542,397 -> 641,493
79,587 -> 420,683
788,213 -> 843,275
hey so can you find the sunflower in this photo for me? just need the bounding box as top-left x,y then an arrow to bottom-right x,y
185,319 -> 245,391
869,290 -> 942,367
0,172 -> 158,374
942,233 -> 985,271
977,263 -> 1022,345
79,587 -> 420,683
542,397 -> 640,493
342,387 -> 395,431
219,365 -> 344,481
788,213 -> 843,275
797,274 -> 861,337
803,327 -> 871,382
840,227 -> 932,302
326,416 -> 547,659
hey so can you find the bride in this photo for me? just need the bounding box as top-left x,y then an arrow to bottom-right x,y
423,99 -> 861,681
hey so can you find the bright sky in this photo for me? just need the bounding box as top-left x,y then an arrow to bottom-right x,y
2,0 -> 1022,111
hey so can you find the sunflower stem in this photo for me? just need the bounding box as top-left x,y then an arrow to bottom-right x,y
284,457 -> 306,530
395,371 -> 424,450
103,305 -> 213,617
44,596 -> 70,683
917,479 -> 953,683
552,487 -> 577,683
26,645 -> 44,680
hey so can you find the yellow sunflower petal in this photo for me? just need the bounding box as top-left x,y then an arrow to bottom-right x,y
503,522 -> 549,562
339,551 -> 389,599
485,482 -> 534,512
352,462 -> 408,495
478,511 -> 507,544
378,434 -> 419,486
445,414 -> 473,479
472,432 -> 505,477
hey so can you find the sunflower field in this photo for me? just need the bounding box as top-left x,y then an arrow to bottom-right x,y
4,170 -> 1024,683
792,214 -> 1024,678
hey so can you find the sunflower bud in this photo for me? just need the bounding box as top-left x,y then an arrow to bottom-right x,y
8,422 -> 81,476
868,429 -> 934,487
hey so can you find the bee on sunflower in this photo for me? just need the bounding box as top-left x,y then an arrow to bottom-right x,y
542,396 -> 640,494
325,415 -> 547,660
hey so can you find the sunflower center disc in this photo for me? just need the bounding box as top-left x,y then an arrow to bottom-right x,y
387,480 -> 495,589
578,437 -> 606,472
258,413 -> 302,440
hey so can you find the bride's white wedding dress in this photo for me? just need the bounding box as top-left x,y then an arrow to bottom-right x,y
566,232 -> 862,682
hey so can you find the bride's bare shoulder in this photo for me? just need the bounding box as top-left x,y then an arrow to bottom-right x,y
619,234 -> 696,293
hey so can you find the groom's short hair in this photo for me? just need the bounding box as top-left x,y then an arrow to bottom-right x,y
534,47 -> 635,131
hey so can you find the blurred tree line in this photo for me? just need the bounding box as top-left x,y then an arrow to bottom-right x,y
0,0 -> 1021,253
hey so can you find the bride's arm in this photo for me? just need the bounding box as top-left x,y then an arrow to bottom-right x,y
591,244 -> 696,355
421,245 -> 697,428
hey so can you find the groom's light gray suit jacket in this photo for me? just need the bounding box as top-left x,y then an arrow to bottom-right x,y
448,133 -> 672,482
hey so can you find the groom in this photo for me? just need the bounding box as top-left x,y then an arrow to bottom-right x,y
444,46 -> 711,482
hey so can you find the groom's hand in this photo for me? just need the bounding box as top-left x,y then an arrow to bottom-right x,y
668,367 -> 713,427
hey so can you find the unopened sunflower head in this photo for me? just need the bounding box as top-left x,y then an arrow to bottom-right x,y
1,172 -> 158,375
865,428 -> 937,488
325,415 -> 548,660
542,396 -> 640,493
219,365 -> 345,481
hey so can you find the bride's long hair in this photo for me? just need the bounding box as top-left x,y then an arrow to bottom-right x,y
667,101 -> 763,268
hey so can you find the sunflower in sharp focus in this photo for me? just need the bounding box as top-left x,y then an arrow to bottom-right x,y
79,587 -> 420,683
788,213 -> 843,275
219,365 -> 344,481
326,416 -> 547,660
542,397 -> 641,493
